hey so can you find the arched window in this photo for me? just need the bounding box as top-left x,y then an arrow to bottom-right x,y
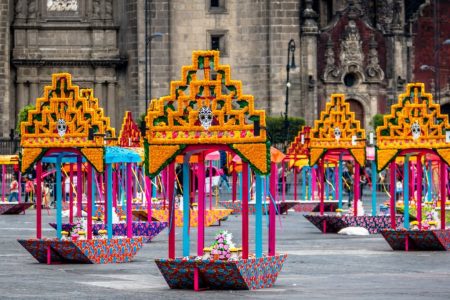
347,99 -> 365,127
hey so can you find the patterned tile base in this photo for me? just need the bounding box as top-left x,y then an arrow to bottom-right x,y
18,237 -> 143,264
49,221 -> 167,242
133,209 -> 233,227
0,203 -> 33,215
381,229 -> 450,251
155,254 -> 287,290
304,215 -> 404,234
292,201 -> 348,213
219,201 -> 298,215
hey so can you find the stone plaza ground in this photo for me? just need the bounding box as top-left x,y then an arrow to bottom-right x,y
1,197 -> 450,300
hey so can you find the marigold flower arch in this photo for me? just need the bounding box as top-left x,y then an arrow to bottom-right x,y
309,94 -> 366,167
20,73 -> 116,173
143,50 -> 270,177
376,82 -> 450,171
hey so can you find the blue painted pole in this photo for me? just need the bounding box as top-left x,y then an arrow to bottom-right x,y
151,178 -> 156,198
106,163 -> 113,239
371,160 -> 377,216
182,160 -> 190,257
255,175 -> 263,258
427,160 -> 432,202
338,154 -> 343,209
301,167 -> 306,200
403,155 -> 410,228
56,155 -> 62,240
308,167 -> 312,200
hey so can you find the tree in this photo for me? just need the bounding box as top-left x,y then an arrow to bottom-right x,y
266,116 -> 305,146
370,113 -> 385,131
16,104 -> 36,135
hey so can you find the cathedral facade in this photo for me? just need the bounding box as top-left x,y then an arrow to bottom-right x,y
0,0 -> 449,136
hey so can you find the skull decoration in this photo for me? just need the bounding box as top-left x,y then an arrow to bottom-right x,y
334,127 -> 341,141
57,119 -> 67,137
199,106 -> 213,130
411,121 -> 421,140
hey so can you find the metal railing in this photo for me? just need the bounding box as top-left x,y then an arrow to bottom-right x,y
0,138 -> 20,155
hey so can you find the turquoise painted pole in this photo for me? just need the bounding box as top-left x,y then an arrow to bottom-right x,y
56,155 -> 62,240
427,160 -> 432,201
152,178 -> 156,198
106,163 -> 113,239
338,154 -> 343,209
308,167 -> 312,200
91,168 -> 96,215
182,159 -> 190,257
371,160 -> 377,216
255,175 -> 263,258
238,172 -> 242,200
301,167 -> 306,200
403,155 -> 410,228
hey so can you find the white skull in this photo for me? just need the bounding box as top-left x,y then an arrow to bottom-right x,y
411,121 -> 421,140
199,106 -> 213,130
334,127 -> 341,141
57,119 -> 67,137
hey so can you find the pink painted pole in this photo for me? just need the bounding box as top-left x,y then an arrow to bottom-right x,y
209,160 -> 212,210
416,155 -> 423,230
389,161 -> 396,229
145,176 -> 152,222
87,164 -> 93,240
269,162 -> 277,256
232,164 -> 237,201
197,154 -> 205,256
18,172 -> 22,203
312,168 -> 317,199
113,166 -> 118,208
242,162 -> 249,259
162,168 -> 167,209
319,159 -> 325,216
334,165 -> 339,200
282,162 -> 286,202
76,156 -> 83,218
69,164 -> 73,224
36,162 -> 42,239
354,162 -> 360,217
1,165 -> 5,201
126,163 -> 133,238
410,162 -> 414,202
168,162 -> 176,258
440,160 -> 446,230
293,167 -> 298,200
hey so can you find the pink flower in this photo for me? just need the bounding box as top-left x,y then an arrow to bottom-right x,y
224,245 -> 229,250
226,254 -> 231,258
218,238 -> 223,243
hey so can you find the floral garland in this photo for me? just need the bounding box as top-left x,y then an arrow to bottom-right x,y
210,230 -> 235,260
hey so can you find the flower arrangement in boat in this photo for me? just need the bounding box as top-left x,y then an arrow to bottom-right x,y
210,230 -> 235,260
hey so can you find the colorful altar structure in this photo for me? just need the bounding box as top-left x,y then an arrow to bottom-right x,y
18,73 -> 143,263
379,83 -> 450,250
149,50 -> 286,290
303,94 -> 402,233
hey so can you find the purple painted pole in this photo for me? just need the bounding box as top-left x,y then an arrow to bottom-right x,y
126,163 -> 133,238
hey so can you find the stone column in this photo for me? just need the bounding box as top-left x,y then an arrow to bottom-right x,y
107,81 -> 116,128
300,0 -> 319,126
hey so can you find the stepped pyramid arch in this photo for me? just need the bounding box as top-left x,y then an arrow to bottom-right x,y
20,73 -> 115,173
309,94 -> 366,166
286,126 -> 310,160
376,83 -> 450,171
118,111 -> 143,148
144,50 -> 269,177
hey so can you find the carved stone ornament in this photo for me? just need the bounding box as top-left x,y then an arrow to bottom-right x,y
323,37 -> 341,81
339,20 -> 364,66
365,35 -> 384,81
47,0 -> 78,12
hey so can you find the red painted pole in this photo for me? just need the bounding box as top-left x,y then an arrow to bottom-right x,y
168,162 -> 176,258
232,165 -> 237,201
354,162 -> 360,217
36,162 -> 42,239
417,155 -> 423,230
293,167 -> 298,200
87,164 -> 93,240
269,162 -> 276,256
389,161 -> 396,229
319,159 -> 325,216
127,163 -> 133,238
242,162 -> 249,259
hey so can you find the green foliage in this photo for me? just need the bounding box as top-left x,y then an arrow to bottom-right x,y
16,104 -> 36,134
266,116 -> 305,145
370,114 -> 385,131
